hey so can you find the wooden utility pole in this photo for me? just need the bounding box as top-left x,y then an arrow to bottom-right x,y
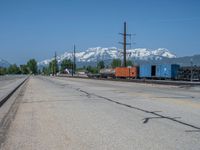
72,45 -> 76,76
54,52 -> 57,76
119,22 -> 131,67
190,59 -> 193,82
123,22 -> 127,67
73,44 -> 76,75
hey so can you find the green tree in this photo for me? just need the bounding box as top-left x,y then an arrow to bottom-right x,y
38,69 -> 41,75
20,65 -> 29,74
48,59 -> 59,75
42,67 -> 50,75
27,59 -> 38,74
97,60 -> 105,69
7,64 -> 21,74
53,59 -> 59,75
49,61 -> 53,75
126,60 -> 133,66
60,59 -> 73,73
86,65 -> 98,74
111,59 -> 121,68
0,67 -> 7,75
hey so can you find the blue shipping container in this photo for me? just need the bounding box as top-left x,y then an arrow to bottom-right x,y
156,64 -> 180,79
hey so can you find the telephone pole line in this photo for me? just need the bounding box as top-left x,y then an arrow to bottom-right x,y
123,22 -> 127,67
72,45 -> 76,76
190,59 -> 193,82
73,44 -> 76,75
119,22 -> 131,67
54,51 -> 57,76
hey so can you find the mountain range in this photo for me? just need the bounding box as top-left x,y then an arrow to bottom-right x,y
38,47 -> 177,67
1,47 -> 199,68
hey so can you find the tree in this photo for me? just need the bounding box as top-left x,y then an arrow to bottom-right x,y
126,60 -> 133,66
20,65 -> 29,74
60,59 -> 73,73
38,69 -> 41,75
97,60 -> 105,69
42,67 -> 50,75
0,67 -> 7,75
86,65 -> 98,74
48,61 -> 53,75
48,59 -> 59,75
52,59 -> 59,75
111,59 -> 121,68
7,64 -> 21,74
27,59 -> 38,74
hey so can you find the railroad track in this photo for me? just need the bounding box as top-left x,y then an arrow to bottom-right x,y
0,77 -> 29,107
57,75 -> 200,86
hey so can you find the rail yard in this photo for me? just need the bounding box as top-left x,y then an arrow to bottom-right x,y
0,75 -> 200,150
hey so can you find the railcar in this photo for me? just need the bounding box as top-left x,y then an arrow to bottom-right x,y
99,68 -> 115,78
115,67 -> 138,78
139,64 -> 180,79
99,67 -> 138,79
177,66 -> 200,81
94,64 -> 199,81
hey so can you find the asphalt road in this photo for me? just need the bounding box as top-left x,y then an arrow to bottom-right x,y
1,76 -> 200,150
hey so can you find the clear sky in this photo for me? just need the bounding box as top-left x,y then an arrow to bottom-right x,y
0,0 -> 200,64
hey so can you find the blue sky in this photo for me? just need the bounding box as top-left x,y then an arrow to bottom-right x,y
0,0 -> 200,64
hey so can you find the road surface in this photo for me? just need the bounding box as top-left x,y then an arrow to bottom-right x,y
1,76 -> 200,150
0,75 -> 26,101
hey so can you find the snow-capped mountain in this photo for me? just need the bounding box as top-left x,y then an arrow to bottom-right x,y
0,58 -> 10,68
38,47 -> 176,66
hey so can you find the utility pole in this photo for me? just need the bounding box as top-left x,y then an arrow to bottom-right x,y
124,22 -> 127,67
72,45 -> 76,76
119,22 -> 131,67
72,52 -> 73,77
73,44 -> 76,75
190,58 -> 193,82
54,51 -> 57,76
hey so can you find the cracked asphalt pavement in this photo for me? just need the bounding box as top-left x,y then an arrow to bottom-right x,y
1,76 -> 200,150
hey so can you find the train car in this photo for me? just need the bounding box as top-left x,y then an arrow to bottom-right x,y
139,64 -> 180,79
156,64 -> 180,79
115,67 -> 138,78
139,64 -> 153,78
99,68 -> 115,78
177,66 -> 200,81
92,64 -> 199,81
99,64 -> 182,80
